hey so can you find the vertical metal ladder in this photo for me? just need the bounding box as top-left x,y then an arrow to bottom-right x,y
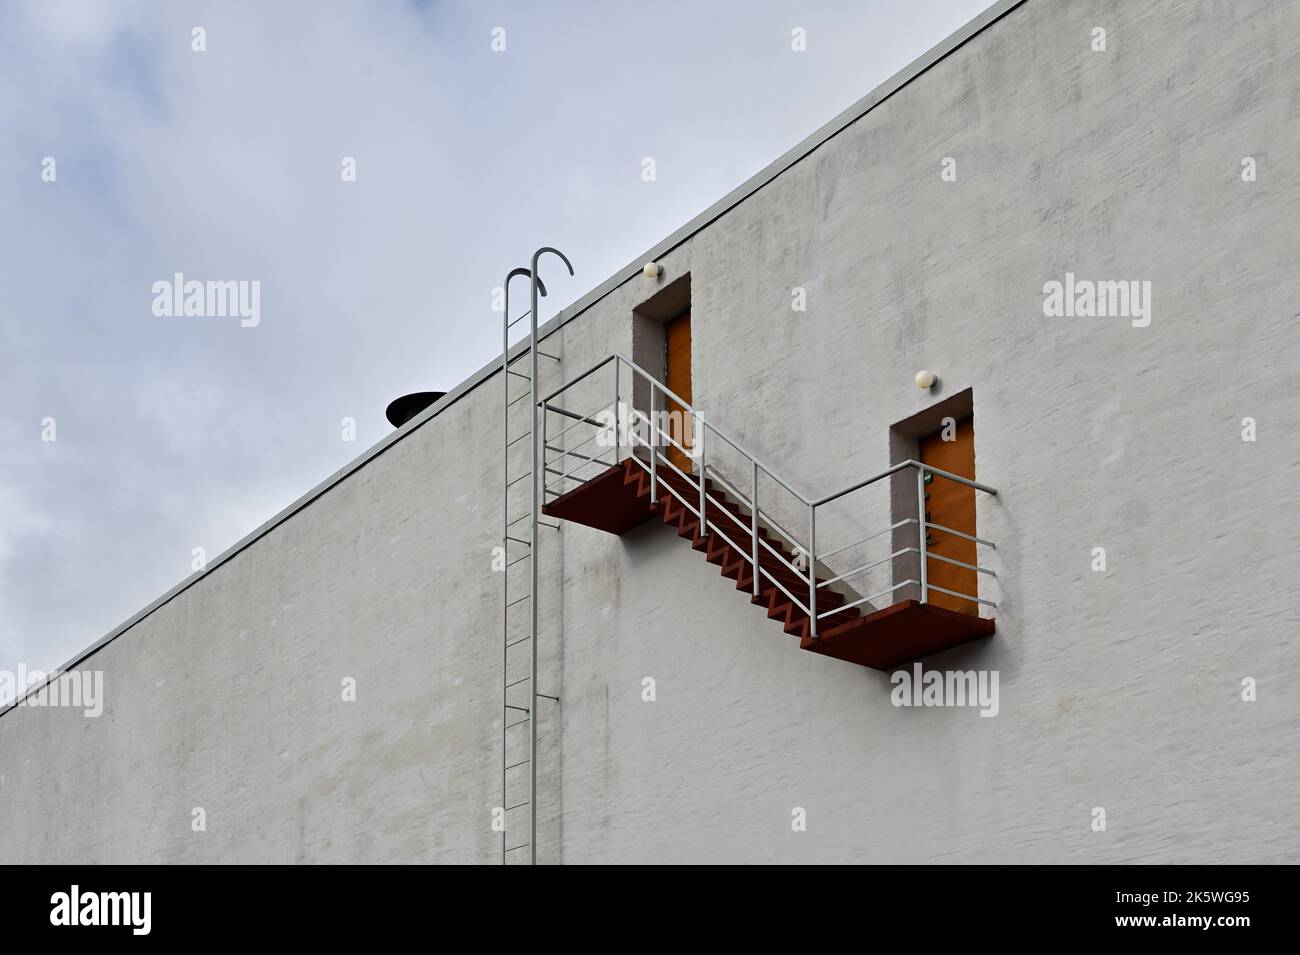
499,248 -> 572,865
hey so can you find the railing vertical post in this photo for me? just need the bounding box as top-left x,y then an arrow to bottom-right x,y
612,364 -> 619,466
808,504 -> 817,639
698,423 -> 706,532
917,465 -> 928,604
751,461 -> 760,597
649,387 -> 658,503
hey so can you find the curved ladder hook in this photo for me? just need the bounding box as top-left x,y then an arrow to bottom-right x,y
526,246 -> 573,348
529,246 -> 574,284
505,266 -> 547,299
503,267 -> 546,326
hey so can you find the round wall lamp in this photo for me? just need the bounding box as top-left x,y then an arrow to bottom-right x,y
643,262 -> 663,279
915,370 -> 938,390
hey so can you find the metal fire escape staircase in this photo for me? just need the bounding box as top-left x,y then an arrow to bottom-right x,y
538,354 -> 999,670
498,248 -> 572,866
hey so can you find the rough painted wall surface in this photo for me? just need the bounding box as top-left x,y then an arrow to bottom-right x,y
4,0 -> 1299,863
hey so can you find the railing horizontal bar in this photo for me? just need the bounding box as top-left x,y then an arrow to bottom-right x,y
919,463 -> 999,496
544,463 -> 601,485
695,420 -> 809,505
705,492 -> 750,533
624,449 -> 650,475
814,460 -> 997,508
924,583 -> 997,608
812,460 -> 914,507
755,505 -> 802,553
546,425 -> 605,458
924,520 -> 997,548
537,354 -> 617,404
757,534 -> 802,580
646,452 -> 703,520
818,548 -> 918,589
636,409 -> 695,461
757,566 -> 810,616
547,402 -> 610,433
819,579 -> 916,619
817,519 -> 918,561
703,522 -> 754,569
544,442 -> 612,470
924,550 -> 996,576
701,464 -> 753,514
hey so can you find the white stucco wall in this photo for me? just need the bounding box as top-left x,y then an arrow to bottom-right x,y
3,0 -> 1298,863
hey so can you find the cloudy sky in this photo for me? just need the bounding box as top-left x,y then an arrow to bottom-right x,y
0,0 -> 992,697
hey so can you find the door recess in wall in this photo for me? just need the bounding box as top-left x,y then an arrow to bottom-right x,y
918,416 -> 977,616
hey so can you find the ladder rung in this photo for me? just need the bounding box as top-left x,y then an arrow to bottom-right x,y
505,676 -> 531,689
506,309 -> 532,329
505,759 -> 529,771
504,718 -> 529,729
505,634 -> 532,648
507,516 -> 559,531
505,801 -> 530,812
506,430 -> 531,447
505,535 -> 531,545
506,595 -> 530,609
537,351 -> 560,361
507,369 -> 531,380
504,843 -> 530,852
505,704 -> 530,713
507,391 -> 530,408
505,555 -> 530,569
506,472 -> 532,488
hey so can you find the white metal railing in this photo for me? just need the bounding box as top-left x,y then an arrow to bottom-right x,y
538,354 -> 998,638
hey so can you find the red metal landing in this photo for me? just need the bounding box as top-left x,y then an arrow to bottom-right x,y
543,458 -> 994,669
542,461 -> 659,535
801,600 -> 995,671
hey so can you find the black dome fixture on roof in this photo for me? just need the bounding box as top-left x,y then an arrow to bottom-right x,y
385,391 -> 446,429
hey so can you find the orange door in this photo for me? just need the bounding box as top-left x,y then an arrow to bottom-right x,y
918,418 -> 977,614
664,312 -> 693,473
